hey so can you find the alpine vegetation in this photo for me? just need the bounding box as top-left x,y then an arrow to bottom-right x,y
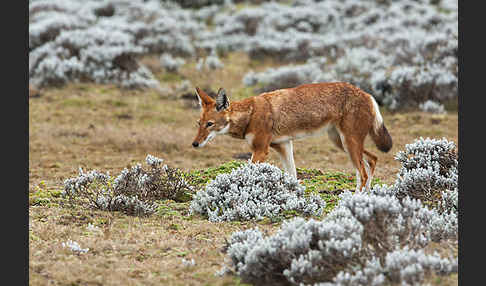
63,154 -> 195,216
160,53 -> 186,73
189,162 -> 326,222
242,58 -> 329,93
419,100 -> 446,114
29,27 -> 160,88
204,53 -> 225,70
393,137 -> 458,204
222,189 -> 458,285
29,0 -> 457,107
196,52 -> 225,71
437,187 -> 458,215
29,0 -> 202,88
236,0 -> 458,110
221,137 -> 458,285
331,247 -> 458,286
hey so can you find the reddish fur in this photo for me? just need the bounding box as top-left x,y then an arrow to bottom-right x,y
193,83 -> 392,191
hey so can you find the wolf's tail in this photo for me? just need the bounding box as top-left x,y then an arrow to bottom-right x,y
369,96 -> 393,152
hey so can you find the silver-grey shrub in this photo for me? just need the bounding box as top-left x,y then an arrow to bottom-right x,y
225,213 -> 363,285
189,162 -> 325,222
63,154 -> 195,216
243,58 -> 328,93
160,53 -> 186,73
29,1 -> 160,89
29,0 -> 202,88
330,247 -> 457,286
438,187 -> 458,215
222,136 -> 459,285
234,0 -> 457,110
29,27 -> 160,88
389,137 -> 459,242
205,53 -> 224,70
30,0 -> 458,106
393,137 -> 458,204
419,100 -> 446,114
63,165 -> 157,216
223,188 -> 457,285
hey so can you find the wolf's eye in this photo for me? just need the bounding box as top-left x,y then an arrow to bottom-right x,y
206,122 -> 214,127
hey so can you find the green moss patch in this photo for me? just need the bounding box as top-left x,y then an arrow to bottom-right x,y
29,181 -> 63,207
189,160 -> 245,186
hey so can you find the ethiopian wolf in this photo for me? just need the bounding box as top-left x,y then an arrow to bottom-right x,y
191,83 -> 392,191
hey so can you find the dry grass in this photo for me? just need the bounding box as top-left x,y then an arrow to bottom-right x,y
29,52 -> 458,285
30,205 -> 270,286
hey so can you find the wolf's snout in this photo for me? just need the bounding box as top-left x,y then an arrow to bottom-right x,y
192,141 -> 199,148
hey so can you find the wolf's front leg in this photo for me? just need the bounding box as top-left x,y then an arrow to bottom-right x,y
249,134 -> 271,163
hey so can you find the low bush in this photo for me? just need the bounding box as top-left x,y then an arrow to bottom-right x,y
234,0 -> 457,110
222,188 -> 457,285
160,53 -> 186,73
63,155 -> 196,216
419,100 -> 446,114
29,0 -> 202,88
189,161 -> 326,222
331,247 -> 458,286
243,59 -> 326,93
29,27 -> 160,89
393,137 -> 458,206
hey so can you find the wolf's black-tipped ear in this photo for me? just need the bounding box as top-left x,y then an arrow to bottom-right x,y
216,88 -> 229,111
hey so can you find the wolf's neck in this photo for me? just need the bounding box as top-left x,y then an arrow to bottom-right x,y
227,99 -> 253,139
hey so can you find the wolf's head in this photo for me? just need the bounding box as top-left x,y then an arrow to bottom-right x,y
192,87 -> 230,148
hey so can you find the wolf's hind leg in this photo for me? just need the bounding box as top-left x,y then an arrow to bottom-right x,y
270,141 -> 297,179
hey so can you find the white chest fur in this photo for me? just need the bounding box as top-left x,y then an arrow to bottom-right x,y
244,133 -> 255,146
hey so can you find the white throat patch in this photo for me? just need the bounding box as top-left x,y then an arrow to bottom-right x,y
216,124 -> 230,135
